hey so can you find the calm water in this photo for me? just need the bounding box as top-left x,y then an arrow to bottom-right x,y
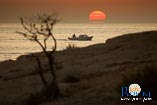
0,23 -> 157,61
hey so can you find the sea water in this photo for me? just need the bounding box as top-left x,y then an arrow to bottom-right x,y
0,23 -> 157,61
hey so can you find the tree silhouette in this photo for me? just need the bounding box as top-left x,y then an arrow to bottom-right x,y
17,13 -> 60,100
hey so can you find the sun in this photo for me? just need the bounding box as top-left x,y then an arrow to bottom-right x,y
89,10 -> 107,21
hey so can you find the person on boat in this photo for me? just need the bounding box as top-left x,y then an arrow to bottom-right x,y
72,34 -> 76,39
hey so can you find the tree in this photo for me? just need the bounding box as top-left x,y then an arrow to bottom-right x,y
17,13 -> 60,100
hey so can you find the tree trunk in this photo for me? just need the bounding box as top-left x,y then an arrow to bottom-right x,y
36,57 -> 48,88
45,53 -> 60,99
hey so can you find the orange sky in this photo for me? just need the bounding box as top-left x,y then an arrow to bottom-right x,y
0,0 -> 157,23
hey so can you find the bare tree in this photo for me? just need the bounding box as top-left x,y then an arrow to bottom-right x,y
17,13 -> 60,100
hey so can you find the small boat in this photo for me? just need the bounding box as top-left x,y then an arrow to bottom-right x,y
68,34 -> 93,41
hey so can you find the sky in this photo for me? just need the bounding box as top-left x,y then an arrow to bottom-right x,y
0,0 -> 157,23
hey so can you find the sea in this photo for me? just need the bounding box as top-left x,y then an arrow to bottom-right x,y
0,23 -> 157,61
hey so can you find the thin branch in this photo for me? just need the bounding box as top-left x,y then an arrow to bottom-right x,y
44,37 -> 48,50
33,24 -> 48,35
20,17 -> 36,35
16,31 -> 35,41
35,39 -> 47,53
50,33 -> 57,54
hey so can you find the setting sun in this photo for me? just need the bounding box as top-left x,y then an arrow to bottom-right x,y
89,10 -> 107,21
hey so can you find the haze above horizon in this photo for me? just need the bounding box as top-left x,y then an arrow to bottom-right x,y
0,0 -> 157,23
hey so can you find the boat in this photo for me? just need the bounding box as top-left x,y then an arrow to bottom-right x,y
68,34 -> 93,41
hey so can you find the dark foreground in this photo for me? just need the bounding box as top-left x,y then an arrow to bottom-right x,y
0,31 -> 157,105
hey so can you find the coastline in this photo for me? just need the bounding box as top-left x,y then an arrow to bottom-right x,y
0,31 -> 157,105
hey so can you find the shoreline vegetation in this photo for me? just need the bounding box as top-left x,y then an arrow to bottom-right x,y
0,31 -> 157,105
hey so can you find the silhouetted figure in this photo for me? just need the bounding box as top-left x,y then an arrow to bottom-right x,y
72,34 -> 76,39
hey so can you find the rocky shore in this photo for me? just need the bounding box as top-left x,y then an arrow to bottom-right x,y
0,31 -> 157,105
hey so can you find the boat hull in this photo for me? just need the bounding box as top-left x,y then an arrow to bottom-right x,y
68,36 -> 93,41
